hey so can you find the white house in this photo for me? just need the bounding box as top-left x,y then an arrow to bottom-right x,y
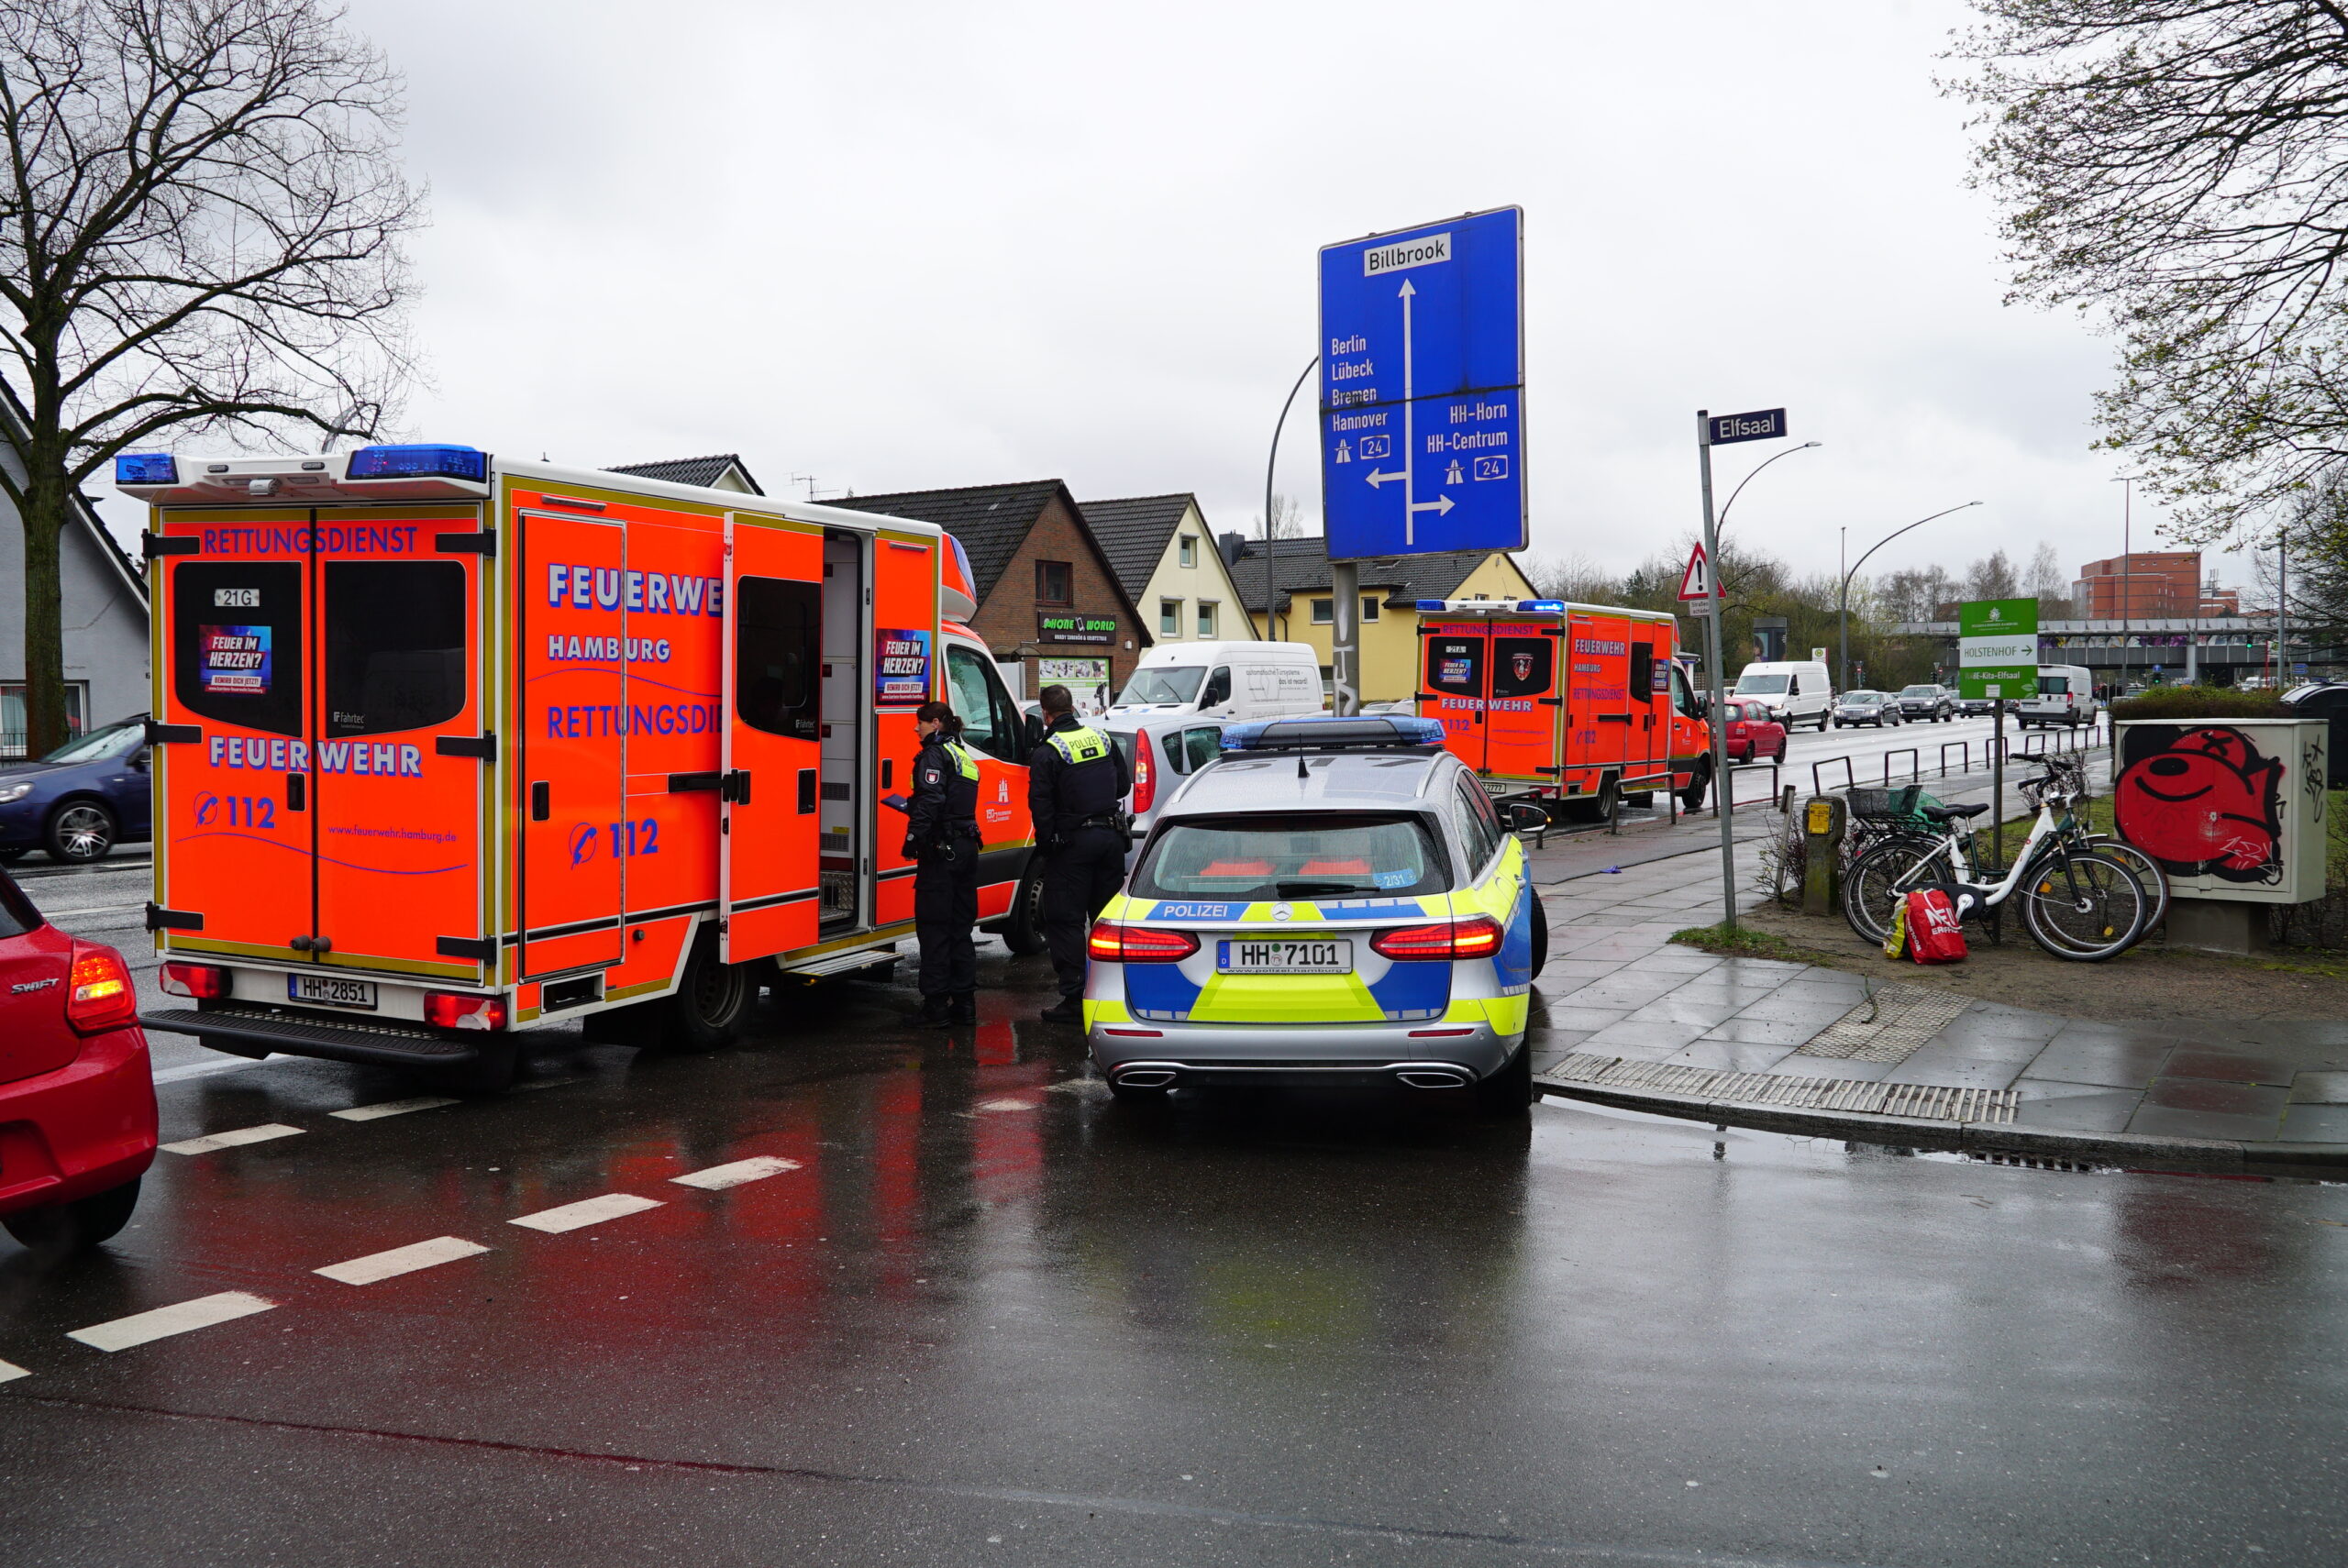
1080,493 -> 1252,651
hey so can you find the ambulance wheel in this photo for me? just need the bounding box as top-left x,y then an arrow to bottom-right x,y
44,800 -> 114,863
1476,1043 -> 1534,1118
1677,757 -> 1711,812
1001,871 -> 1047,955
657,930 -> 749,1052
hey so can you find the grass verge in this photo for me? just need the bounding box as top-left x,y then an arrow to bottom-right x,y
1669,922 -> 1847,967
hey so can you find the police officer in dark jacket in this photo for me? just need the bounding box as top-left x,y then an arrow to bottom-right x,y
1027,684 -> 1132,1023
904,701 -> 981,1026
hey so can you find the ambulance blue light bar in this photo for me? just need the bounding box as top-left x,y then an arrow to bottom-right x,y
1221,715 -> 1447,752
115,452 -> 177,485
345,443 -> 488,481
1516,599 -> 1566,613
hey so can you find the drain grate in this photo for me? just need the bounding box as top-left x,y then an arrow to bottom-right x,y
1795,984 -> 1972,1065
1541,1053 -> 2020,1124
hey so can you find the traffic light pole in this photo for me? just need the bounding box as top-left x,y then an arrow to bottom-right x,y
1697,411 -> 1735,929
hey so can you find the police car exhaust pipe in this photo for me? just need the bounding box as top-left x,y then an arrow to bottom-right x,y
1394,1067 -> 1471,1089
1113,1067 -> 1178,1088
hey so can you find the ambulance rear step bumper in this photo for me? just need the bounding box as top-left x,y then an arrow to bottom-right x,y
775,945 -> 899,982
138,1006 -> 483,1067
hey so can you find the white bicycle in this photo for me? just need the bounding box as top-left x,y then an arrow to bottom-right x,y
1841,758 -> 2164,963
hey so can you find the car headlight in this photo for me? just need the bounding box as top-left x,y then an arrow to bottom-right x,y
0,782 -> 31,803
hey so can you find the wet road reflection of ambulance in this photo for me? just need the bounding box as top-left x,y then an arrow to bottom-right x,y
1416,597 -> 1711,819
122,446 -> 1039,1088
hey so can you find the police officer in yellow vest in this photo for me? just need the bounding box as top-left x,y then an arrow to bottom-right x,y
905,701 -> 982,1026
1027,684 -> 1131,1023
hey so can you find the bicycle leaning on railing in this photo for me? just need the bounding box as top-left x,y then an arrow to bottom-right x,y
1839,757 -> 2167,962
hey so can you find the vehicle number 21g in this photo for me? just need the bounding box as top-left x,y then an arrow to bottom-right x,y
1218,939 -> 1351,975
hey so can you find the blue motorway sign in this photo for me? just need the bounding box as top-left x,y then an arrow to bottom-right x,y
1318,207 -> 1524,560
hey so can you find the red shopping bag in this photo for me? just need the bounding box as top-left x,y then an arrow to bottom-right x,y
1903,889 -> 1967,964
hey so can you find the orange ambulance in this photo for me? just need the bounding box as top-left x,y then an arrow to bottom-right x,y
1415,597 -> 1712,819
121,446 -> 1043,1088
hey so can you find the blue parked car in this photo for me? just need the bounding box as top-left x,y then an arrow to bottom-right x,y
0,716 -> 152,864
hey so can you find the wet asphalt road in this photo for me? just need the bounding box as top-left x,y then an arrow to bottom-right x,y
4,893 -> 2348,1564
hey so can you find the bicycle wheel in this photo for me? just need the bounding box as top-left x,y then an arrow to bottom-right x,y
2019,848 -> 2150,962
2083,835 -> 2171,937
1842,836 -> 1946,946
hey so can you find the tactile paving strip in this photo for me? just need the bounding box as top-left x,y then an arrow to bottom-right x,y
1796,984 -> 1973,1064
1543,1053 -> 2020,1124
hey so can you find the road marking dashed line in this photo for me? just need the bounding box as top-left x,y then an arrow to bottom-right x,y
67,1291 -> 276,1352
508,1193 -> 663,1233
0,1357 -> 29,1384
315,1236 -> 490,1285
670,1155 -> 799,1190
329,1097 -> 460,1122
160,1123 -> 305,1155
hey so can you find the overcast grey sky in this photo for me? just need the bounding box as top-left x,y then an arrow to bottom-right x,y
130,0 -> 2251,598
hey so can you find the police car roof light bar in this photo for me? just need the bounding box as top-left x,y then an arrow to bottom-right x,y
1220,715 -> 1447,753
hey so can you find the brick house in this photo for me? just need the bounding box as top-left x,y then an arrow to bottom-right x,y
826,480 -> 1145,708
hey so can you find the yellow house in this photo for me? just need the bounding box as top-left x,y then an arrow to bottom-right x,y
1228,536 -> 1539,703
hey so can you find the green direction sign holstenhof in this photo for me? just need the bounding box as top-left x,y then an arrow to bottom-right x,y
1956,597 -> 2038,701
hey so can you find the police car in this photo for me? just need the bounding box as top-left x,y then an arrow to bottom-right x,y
1084,715 -> 1547,1114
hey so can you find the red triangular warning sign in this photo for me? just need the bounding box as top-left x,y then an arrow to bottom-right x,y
1678,543 -> 1711,601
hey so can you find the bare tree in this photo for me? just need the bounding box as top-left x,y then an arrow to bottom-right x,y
1949,4 -> 2348,542
0,0 -> 420,753
1257,491 -> 1307,541
2026,540 -> 2074,615
1521,550 -> 1617,605
1964,548 -> 2021,603
1876,564 -> 1958,622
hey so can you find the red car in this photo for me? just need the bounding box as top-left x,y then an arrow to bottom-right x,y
0,866 -> 155,1253
1725,700 -> 1788,764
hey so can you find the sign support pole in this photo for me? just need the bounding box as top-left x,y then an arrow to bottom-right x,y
1331,559 -> 1359,716
1698,410 -> 1734,928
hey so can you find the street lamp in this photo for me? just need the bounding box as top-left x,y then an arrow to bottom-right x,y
1262,355 -> 1320,637
1715,441 -> 1822,537
2110,475 -> 2134,687
1838,502 -> 1982,694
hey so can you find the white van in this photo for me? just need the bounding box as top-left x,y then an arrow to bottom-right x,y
1732,660 -> 1834,732
1110,640 -> 1325,721
2020,664 -> 2094,727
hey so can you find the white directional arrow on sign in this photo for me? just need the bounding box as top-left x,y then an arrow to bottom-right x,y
1410,495 -> 1455,516
1364,469 -> 1407,487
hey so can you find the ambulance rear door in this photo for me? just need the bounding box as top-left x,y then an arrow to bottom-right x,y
311,512 -> 491,977
1484,619 -> 1562,781
869,529 -> 939,931
1421,620 -> 1490,770
151,511 -> 314,958
720,515 -> 825,963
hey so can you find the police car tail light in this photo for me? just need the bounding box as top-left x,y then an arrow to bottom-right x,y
1372,916 -> 1503,961
424,991 -> 507,1031
1131,736 -> 1156,813
161,961 -> 230,999
1086,922 -> 1198,964
65,944 -> 138,1033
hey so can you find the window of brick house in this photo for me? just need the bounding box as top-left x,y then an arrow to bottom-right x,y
1036,559 -> 1071,605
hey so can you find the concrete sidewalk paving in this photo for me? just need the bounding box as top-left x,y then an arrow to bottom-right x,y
1520,801 -> 2348,1176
